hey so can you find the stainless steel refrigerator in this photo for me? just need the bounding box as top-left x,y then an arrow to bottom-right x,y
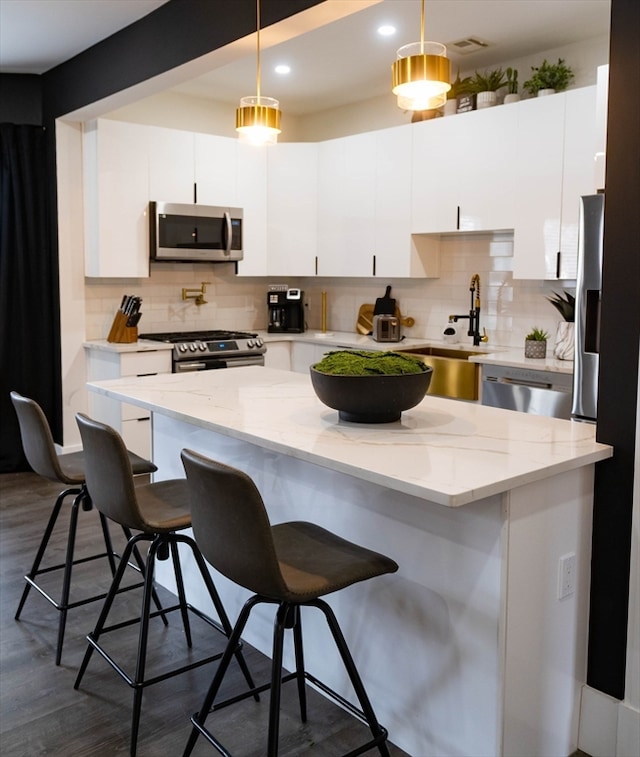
571,193 -> 605,422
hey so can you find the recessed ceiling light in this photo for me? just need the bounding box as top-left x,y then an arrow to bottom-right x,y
377,25 -> 396,37
275,64 -> 291,75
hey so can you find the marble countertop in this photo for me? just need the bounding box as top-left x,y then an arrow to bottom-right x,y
83,339 -> 173,353
83,333 -> 573,374
87,366 -> 610,508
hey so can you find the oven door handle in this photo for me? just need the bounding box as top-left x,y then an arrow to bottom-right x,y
175,361 -> 208,372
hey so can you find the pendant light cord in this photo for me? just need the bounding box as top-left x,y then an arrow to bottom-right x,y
420,0 -> 425,54
256,0 -> 261,99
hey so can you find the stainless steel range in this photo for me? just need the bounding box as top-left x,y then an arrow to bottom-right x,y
139,330 -> 266,372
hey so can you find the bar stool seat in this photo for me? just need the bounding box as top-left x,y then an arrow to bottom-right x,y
180,448 -> 399,757
74,413 -> 256,757
10,390 -> 158,665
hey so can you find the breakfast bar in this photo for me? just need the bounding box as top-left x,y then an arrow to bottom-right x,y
87,367 -> 612,757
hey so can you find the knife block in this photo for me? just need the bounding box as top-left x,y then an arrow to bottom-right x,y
107,311 -> 138,343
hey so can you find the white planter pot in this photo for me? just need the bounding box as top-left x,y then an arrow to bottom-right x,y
553,322 -> 575,360
503,93 -> 520,104
476,91 -> 497,109
443,99 -> 458,116
537,88 -> 556,97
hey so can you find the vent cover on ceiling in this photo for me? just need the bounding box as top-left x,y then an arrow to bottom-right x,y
447,37 -> 491,55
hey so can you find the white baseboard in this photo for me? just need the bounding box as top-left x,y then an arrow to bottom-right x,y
617,701 -> 640,757
578,685 -> 640,757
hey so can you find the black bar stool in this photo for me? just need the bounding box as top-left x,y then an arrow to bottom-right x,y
180,448 -> 399,757
10,390 -> 158,665
74,413 -> 257,757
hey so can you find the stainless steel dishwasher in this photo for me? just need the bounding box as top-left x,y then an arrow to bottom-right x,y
480,364 -> 573,419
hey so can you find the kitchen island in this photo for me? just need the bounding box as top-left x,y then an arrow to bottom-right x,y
87,367 -> 611,757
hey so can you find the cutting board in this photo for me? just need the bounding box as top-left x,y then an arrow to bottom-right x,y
356,304 -> 415,335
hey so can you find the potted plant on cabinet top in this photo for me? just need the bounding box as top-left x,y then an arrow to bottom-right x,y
470,67 -> 507,109
523,58 -> 574,97
444,70 -> 473,116
547,290 -> 575,360
524,327 -> 550,359
503,67 -> 519,104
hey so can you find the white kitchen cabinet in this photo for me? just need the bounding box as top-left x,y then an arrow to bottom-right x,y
194,133 -> 240,205
147,125 -> 195,203
375,125 -> 440,278
85,346 -> 171,458
559,87 -> 599,278
266,143 -> 318,276
513,86 -> 597,279
263,341 -> 291,371
411,116 -> 459,233
290,341 -> 336,374
235,142 -> 268,276
316,132 -> 376,276
411,106 -> 517,235
83,119 -> 150,278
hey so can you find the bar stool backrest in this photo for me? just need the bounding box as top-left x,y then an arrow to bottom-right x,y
10,391 -> 70,483
181,448 -> 289,600
76,413 -> 147,531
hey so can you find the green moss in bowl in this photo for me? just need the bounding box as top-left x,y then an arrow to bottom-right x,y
310,350 -> 433,423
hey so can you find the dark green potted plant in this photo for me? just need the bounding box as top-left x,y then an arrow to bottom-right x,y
547,290 -> 576,360
470,67 -> 507,109
444,70 -> 473,115
523,58 -> 574,97
524,327 -> 550,359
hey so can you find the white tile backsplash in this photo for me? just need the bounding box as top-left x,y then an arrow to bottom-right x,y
85,234 -> 575,350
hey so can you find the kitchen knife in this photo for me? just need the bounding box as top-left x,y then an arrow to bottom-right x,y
373,285 -> 396,315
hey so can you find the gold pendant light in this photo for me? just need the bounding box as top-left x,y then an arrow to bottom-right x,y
391,0 -> 450,111
236,0 -> 282,145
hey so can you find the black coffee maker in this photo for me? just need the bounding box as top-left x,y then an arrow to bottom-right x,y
267,287 -> 305,333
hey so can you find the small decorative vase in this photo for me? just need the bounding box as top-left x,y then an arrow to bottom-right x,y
443,99 -> 458,116
476,91 -> 497,109
537,88 -> 556,97
525,340 -> 547,359
503,93 -> 520,104
553,322 -> 575,360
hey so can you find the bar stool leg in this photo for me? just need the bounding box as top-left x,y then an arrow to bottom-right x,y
55,489 -> 85,665
129,537 -> 161,757
15,486 -> 80,620
267,603 -> 290,757
182,596 -> 259,757
122,526 -> 169,626
170,539 -> 193,647
292,606 -> 308,722
179,534 -> 258,696
313,598 -> 391,757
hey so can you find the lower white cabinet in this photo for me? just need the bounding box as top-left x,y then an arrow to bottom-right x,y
263,341 -> 291,371
85,347 -> 171,459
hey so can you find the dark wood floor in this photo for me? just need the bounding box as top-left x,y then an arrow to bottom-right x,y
0,471 -> 409,757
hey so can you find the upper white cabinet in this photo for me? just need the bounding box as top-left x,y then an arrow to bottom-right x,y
513,86 -> 597,279
317,132 -> 376,276
147,125 -> 195,203
194,133 -> 240,205
83,119 -> 150,278
266,143 -> 318,277
235,142 -> 268,276
411,105 -> 517,234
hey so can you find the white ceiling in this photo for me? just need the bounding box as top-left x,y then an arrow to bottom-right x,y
1,0 -> 611,116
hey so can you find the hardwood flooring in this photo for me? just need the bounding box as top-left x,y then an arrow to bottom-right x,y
0,471 -> 409,757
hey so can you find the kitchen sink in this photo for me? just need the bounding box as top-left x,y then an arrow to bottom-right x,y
398,346 -> 482,401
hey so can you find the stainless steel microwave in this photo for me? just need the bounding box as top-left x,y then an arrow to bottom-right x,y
149,201 -> 243,262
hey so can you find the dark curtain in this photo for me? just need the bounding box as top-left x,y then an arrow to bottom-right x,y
0,123 -> 61,472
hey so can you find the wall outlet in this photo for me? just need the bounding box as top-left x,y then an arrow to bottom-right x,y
558,552 -> 577,599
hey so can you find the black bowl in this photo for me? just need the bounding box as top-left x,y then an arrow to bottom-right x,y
309,365 -> 433,423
